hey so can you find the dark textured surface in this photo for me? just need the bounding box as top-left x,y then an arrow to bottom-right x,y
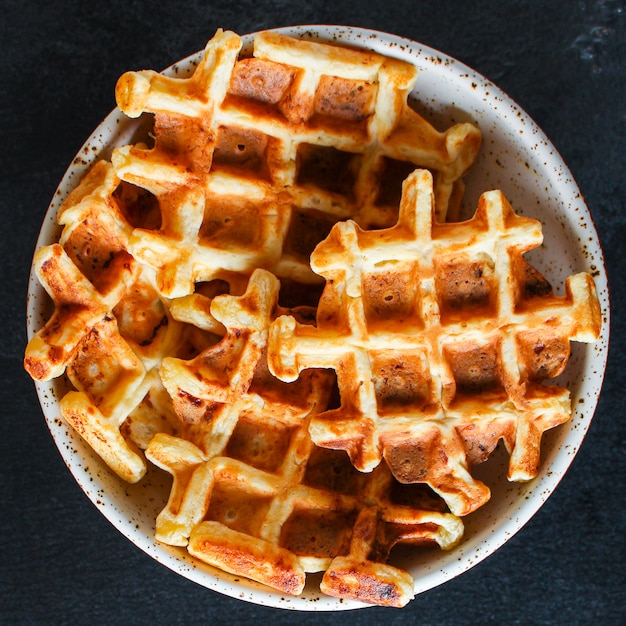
2,1 -> 624,624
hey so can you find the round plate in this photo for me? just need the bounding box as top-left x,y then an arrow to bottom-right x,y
26,25 -> 610,610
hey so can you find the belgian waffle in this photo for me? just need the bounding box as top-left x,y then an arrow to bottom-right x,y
24,161 -> 185,482
268,169 -> 602,516
113,29 -> 481,303
147,269 -> 463,607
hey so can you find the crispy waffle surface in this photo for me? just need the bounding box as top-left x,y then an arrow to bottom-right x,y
269,169 -> 602,517
23,29 -> 601,607
150,268 -> 463,607
112,29 -> 481,302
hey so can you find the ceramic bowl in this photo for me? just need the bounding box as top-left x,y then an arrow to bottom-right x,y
26,25 -> 610,610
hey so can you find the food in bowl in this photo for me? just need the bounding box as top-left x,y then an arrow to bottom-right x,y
24,28 -> 604,608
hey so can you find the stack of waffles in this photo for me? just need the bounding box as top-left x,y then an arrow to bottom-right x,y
24,30 -> 601,607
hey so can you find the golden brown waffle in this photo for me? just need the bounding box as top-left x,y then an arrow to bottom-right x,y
112,29 -> 480,303
24,161 -> 185,482
147,269 -> 463,607
268,169 -> 602,516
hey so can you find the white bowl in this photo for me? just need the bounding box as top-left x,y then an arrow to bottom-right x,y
26,25 -> 610,610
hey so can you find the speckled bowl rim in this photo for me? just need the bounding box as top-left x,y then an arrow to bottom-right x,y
26,25 -> 610,611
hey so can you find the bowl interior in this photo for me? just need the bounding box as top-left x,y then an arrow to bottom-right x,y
26,25 -> 609,610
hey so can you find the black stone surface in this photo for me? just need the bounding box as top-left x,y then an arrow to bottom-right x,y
2,1 -> 624,624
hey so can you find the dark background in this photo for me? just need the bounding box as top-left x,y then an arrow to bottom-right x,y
2,1 -> 624,624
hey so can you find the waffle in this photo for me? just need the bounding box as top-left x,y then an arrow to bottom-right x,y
24,161 -> 182,482
268,169 -> 602,516
112,29 -> 481,303
147,269 -> 463,607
